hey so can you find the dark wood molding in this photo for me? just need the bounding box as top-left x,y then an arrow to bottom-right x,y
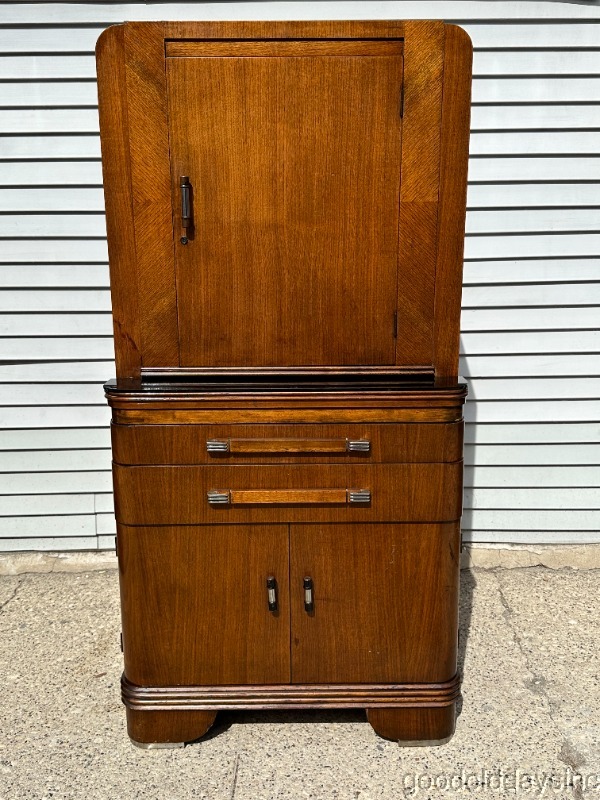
122,673 -> 461,711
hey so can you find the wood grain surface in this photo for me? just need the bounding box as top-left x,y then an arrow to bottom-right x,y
113,462 -> 463,525
166,43 -> 402,367
110,421 -> 464,465
123,22 -> 179,367
395,21 -> 445,366
95,25 -> 141,377
434,24 -> 473,384
98,19 -> 471,746
118,523 -> 290,686
290,522 -> 460,684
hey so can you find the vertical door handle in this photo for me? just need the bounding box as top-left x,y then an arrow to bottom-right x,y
303,576 -> 314,613
180,176 -> 192,244
266,575 -> 278,612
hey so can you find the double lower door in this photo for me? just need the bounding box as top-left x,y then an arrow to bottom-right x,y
117,521 -> 459,688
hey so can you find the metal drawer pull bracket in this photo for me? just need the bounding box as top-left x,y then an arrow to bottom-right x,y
207,490 -> 230,505
266,576 -> 278,612
347,440 -> 370,452
347,489 -> 371,504
206,440 -> 230,453
304,577 -> 314,613
206,489 -> 370,506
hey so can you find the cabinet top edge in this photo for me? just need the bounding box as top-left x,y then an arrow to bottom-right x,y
97,19 -> 465,46
104,379 -> 468,406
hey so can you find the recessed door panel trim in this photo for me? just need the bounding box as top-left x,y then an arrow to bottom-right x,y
165,39 -> 404,58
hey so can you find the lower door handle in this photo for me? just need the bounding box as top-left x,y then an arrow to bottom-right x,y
304,577 -> 314,613
266,576 -> 278,612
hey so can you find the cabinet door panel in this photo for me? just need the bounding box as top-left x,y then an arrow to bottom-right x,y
290,523 -> 460,684
118,524 -> 290,686
166,43 -> 403,367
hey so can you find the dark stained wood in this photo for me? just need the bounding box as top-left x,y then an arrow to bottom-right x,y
113,463 -> 463,525
434,25 -> 473,385
167,44 -> 402,367
118,524 -> 290,686
105,381 -> 467,410
95,26 -> 141,378
367,706 -> 456,743
395,21 -> 445,367
110,421 -> 464,465
290,523 -> 460,684
122,673 -> 461,709
123,22 -> 180,367
97,19 -> 471,380
126,708 -> 217,745
142,365 -> 434,379
105,381 -> 468,425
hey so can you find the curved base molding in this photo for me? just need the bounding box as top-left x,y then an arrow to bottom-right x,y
122,674 -> 460,745
122,674 -> 460,711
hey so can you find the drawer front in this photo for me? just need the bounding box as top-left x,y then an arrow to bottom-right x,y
113,462 -> 463,525
111,421 -> 463,465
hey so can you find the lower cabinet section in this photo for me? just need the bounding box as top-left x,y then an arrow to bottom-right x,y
118,522 -> 460,688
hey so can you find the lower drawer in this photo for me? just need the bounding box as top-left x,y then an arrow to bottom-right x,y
113,462 -> 463,525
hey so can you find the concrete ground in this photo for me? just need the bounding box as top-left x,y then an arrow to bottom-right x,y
0,567 -> 598,800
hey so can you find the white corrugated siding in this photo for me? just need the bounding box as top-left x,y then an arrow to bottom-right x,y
0,1 -> 599,550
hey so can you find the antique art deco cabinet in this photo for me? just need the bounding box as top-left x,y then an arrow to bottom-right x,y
96,20 -> 472,747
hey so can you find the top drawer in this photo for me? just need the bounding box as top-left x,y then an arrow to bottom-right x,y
111,421 -> 463,465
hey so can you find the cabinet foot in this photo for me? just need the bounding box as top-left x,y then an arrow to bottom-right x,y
126,708 -> 218,746
367,704 -> 456,745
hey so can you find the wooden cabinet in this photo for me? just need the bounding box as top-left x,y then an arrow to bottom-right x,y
97,20 -> 472,747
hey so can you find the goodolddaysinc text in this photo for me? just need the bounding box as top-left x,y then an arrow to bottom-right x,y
401,768 -> 600,796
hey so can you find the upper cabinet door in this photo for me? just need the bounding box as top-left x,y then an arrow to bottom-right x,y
166,40 -> 403,367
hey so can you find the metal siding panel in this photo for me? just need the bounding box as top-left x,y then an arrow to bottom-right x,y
1,3 -> 599,551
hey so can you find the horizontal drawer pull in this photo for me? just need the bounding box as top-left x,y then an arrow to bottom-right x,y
207,488 -> 371,506
206,438 -> 370,454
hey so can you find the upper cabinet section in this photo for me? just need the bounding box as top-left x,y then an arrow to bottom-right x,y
96,21 -> 472,384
